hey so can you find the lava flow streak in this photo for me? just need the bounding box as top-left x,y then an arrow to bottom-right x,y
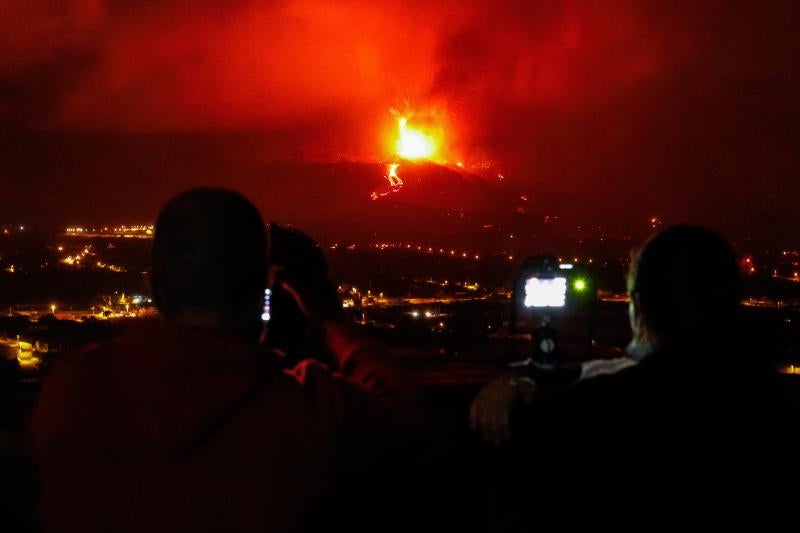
371,111 -> 444,200
370,163 -> 404,201
386,163 -> 402,188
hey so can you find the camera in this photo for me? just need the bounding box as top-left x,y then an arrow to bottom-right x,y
523,276 -> 568,308
512,255 -> 597,367
264,223 -> 329,365
514,255 -> 594,313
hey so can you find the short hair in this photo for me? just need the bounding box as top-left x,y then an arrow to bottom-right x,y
628,225 -> 741,343
152,188 -> 267,319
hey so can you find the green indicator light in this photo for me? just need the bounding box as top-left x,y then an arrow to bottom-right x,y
573,279 -> 587,291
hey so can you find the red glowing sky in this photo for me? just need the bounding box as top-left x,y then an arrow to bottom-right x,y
1,1 -> 799,243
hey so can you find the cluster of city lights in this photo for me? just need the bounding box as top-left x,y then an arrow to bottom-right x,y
60,245 -> 94,267
743,297 -> 792,309
59,245 -> 126,273
95,261 -> 125,273
328,241 -> 602,266
780,364 -> 800,375
742,256 -> 756,273
1,225 -> 25,235
368,242 -> 481,261
416,277 -> 483,291
337,278 -> 488,310
777,251 -> 800,281
65,225 -> 154,237
407,309 -> 449,332
409,309 -> 442,319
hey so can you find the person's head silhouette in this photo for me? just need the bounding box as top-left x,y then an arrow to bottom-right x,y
627,225 -> 742,356
264,223 -> 329,362
152,188 -> 267,341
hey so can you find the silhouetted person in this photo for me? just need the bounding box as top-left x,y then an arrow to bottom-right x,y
32,188 -> 421,533
264,222 -> 331,367
471,226 -> 792,531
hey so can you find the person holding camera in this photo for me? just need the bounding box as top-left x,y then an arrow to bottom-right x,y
469,226 -> 791,530
32,188 -> 423,533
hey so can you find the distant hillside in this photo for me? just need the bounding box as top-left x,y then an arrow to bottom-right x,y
249,160 -> 563,251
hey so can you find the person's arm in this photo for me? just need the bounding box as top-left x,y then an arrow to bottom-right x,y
470,357 -> 637,445
469,368 -> 538,445
321,319 -> 415,400
279,273 -> 416,403
281,275 -> 428,530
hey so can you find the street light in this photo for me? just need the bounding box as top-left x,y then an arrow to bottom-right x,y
50,304 -> 56,315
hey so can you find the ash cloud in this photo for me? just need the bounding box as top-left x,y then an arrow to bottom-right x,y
0,1 -> 798,239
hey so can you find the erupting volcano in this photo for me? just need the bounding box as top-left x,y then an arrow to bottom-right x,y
396,117 -> 437,160
372,112 -> 449,200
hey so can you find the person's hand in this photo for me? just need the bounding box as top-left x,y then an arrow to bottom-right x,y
469,372 -> 537,446
279,270 -> 343,324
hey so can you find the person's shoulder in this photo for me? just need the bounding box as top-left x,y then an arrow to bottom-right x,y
33,321 -> 151,428
576,360 -> 641,393
580,357 -> 638,381
45,331 -> 106,369
45,318 -> 157,376
32,341 -> 109,451
532,362 -> 643,424
40,340 -> 107,395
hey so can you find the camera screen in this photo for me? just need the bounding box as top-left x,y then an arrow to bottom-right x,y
261,288 -> 272,322
524,277 -> 567,308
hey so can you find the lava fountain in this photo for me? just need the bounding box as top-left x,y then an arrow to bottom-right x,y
395,117 -> 437,160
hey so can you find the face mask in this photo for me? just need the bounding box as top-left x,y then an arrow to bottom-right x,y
627,298 -> 654,361
626,337 -> 653,361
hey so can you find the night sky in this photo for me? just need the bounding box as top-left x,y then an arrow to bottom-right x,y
1,1 -> 798,245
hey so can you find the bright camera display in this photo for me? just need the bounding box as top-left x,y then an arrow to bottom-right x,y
524,277 -> 567,308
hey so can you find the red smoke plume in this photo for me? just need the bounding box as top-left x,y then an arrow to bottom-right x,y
1,1 -> 798,236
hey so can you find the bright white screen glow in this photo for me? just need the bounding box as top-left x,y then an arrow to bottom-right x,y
261,288 -> 272,322
524,277 -> 567,308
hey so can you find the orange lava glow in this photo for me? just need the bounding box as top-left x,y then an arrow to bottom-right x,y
386,163 -> 402,187
394,116 -> 439,160
370,163 -> 404,201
